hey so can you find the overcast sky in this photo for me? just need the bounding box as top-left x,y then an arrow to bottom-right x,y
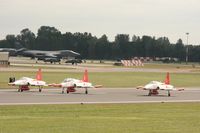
0,0 -> 199,44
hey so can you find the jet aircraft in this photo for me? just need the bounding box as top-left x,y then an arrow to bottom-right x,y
8,68 -> 47,92
16,48 -> 80,63
136,72 -> 184,96
49,69 -> 102,94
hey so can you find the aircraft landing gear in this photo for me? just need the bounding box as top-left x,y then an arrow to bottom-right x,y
85,88 -> 88,94
66,87 -> 76,94
167,91 -> 171,97
18,86 -> 29,92
148,90 -> 151,96
18,88 -> 23,92
62,88 -> 65,94
38,86 -> 42,92
148,90 -> 159,96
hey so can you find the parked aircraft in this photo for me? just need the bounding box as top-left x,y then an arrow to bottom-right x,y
49,69 -> 102,94
16,48 -> 80,63
8,68 -> 47,92
136,72 -> 184,96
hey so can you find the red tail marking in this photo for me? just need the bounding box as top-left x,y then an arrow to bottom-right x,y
36,68 -> 42,80
164,72 -> 170,84
83,69 -> 89,82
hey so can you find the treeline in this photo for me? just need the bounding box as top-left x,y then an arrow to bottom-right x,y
0,26 -> 200,62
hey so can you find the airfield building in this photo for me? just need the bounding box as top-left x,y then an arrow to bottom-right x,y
0,52 -> 9,67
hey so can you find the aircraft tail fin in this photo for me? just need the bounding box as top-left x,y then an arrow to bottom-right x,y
83,69 -> 89,82
36,68 -> 42,80
164,72 -> 170,84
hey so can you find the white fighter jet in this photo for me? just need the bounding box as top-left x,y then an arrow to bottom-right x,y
136,72 -> 184,96
49,69 -> 102,94
8,68 -> 47,92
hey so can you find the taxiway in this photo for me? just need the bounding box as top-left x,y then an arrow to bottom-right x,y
0,88 -> 200,105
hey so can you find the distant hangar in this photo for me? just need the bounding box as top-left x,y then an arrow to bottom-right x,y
0,52 -> 9,67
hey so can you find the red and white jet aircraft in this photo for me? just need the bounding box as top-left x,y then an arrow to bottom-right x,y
8,68 -> 47,92
49,69 -> 101,94
136,72 -> 184,96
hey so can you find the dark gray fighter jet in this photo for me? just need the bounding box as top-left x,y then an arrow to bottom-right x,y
16,48 -> 81,64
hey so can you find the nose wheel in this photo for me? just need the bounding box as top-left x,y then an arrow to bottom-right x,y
38,86 -> 42,92
167,91 -> 171,97
85,88 -> 88,94
62,88 -> 65,94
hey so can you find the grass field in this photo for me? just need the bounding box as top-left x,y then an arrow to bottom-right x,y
142,63 -> 200,69
0,103 -> 200,133
1,71 -> 200,89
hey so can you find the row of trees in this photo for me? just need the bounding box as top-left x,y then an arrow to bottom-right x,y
0,26 -> 200,62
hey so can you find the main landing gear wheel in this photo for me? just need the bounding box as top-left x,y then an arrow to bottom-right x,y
62,88 -> 65,94
39,88 -> 42,92
148,90 -> 151,96
67,90 -> 69,94
18,86 -> 23,92
168,91 -> 171,97
18,89 -> 23,92
85,88 -> 88,94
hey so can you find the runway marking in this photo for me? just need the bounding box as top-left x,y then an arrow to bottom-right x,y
1,100 -> 200,105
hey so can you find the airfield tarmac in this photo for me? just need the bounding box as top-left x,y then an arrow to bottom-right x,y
1,57 -> 200,105
3,57 -> 197,73
0,88 -> 200,105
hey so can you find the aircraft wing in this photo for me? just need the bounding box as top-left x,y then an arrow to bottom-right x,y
29,80 -> 47,86
94,85 -> 103,88
44,52 -> 57,58
75,83 -> 103,89
136,86 -> 145,89
31,51 -> 57,59
173,87 -> 184,91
